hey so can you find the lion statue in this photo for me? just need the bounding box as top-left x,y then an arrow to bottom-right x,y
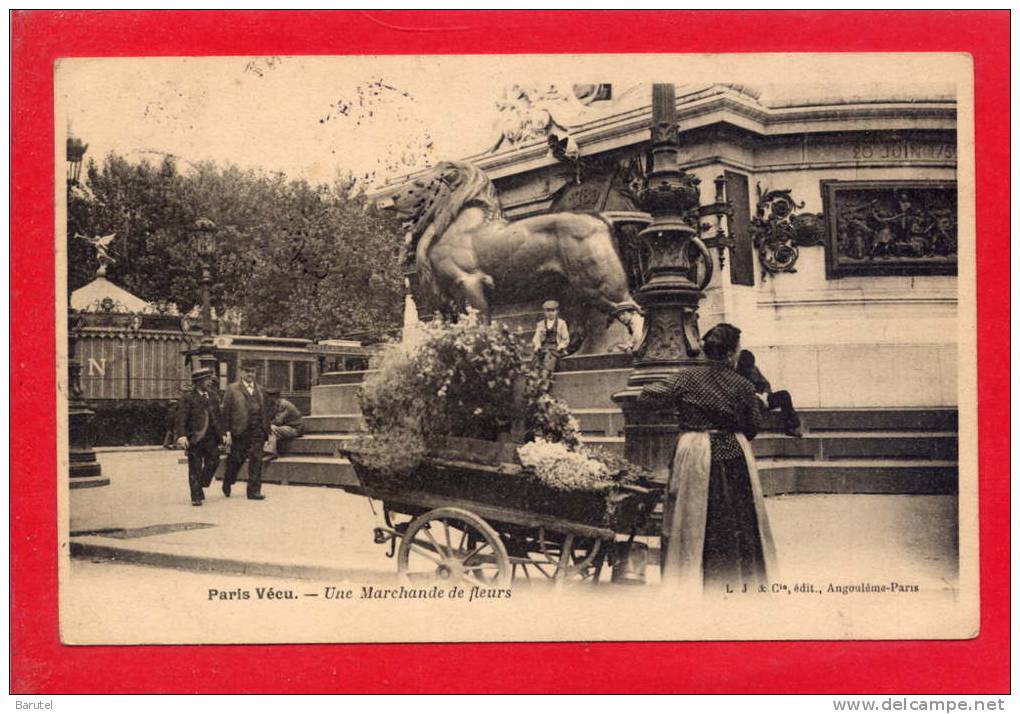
386,160 -> 645,352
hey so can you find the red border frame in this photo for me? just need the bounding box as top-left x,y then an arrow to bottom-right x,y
11,10 -> 1009,694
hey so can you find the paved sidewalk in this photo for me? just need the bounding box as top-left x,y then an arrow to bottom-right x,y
70,450 -> 395,582
69,451 -> 960,589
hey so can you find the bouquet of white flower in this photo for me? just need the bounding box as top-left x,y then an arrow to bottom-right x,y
516,438 -> 648,493
516,438 -> 614,492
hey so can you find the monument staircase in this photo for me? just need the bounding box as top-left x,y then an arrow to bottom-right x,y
262,354 -> 958,498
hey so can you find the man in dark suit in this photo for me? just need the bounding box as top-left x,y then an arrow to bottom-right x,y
221,362 -> 269,500
175,368 -> 224,506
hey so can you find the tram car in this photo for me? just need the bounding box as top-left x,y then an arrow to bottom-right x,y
202,335 -> 370,414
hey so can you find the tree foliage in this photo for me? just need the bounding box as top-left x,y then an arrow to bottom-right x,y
67,153 -> 405,340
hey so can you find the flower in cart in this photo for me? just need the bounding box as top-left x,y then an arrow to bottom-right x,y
359,309 -> 587,475
346,428 -> 426,476
516,438 -> 614,492
523,388 -> 580,448
582,444 -> 647,485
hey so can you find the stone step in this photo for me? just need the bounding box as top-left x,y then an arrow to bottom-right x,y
567,406 -> 959,435
572,408 -> 626,437
284,432 -> 628,458
763,407 -> 958,433
278,435 -> 627,465
315,366 -> 635,414
753,432 -> 958,460
218,455 -> 359,489
756,458 -> 957,496
303,408 -> 626,437
578,435 -> 625,457
289,419 -> 957,463
550,368 -> 631,410
574,408 -> 958,436
303,414 -> 366,434
558,352 -> 634,372
281,433 -> 360,456
310,383 -> 363,416
318,370 -> 373,386
310,374 -> 958,432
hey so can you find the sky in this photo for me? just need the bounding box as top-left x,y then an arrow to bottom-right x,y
58,55 -> 513,188
56,54 -> 963,190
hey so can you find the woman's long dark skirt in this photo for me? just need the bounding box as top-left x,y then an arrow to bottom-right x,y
702,455 -> 767,591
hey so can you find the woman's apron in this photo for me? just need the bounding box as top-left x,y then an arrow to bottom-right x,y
660,431 -> 778,596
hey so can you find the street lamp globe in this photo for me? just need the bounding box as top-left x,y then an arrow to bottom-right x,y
194,218 -> 218,258
66,136 -> 88,186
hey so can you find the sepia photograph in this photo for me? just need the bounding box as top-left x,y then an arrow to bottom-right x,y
53,52 -> 980,646
8,8 -> 1012,698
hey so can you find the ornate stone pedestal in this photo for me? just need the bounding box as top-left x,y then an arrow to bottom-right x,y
68,316 -> 108,489
69,401 -> 107,489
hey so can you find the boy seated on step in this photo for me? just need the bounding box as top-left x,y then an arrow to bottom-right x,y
531,299 -> 570,375
736,349 -> 804,438
262,387 -> 305,461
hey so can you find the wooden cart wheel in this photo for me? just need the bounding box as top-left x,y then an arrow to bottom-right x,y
397,507 -> 511,587
538,531 -> 604,582
509,529 -> 605,583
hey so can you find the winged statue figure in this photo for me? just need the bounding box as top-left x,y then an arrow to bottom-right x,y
75,232 -> 117,276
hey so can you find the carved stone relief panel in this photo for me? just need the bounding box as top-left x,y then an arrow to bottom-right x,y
821,180 -> 957,278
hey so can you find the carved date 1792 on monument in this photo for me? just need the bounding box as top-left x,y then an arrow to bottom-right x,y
821,180 -> 957,278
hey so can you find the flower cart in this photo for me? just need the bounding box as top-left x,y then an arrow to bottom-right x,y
345,313 -> 662,588
340,438 -> 661,587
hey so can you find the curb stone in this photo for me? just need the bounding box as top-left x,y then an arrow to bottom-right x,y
70,539 -> 395,584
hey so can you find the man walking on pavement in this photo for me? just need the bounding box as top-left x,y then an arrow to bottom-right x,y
175,368 -> 225,506
221,362 -> 270,500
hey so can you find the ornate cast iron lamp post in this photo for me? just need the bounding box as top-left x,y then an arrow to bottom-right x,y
185,218 -> 219,372
66,135 -> 108,489
195,218 -> 217,342
612,84 -> 716,477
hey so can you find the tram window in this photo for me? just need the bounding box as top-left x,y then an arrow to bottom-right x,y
267,360 -> 290,390
293,361 -> 311,392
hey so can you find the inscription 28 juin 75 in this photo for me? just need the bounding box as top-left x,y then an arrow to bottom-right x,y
851,138 -> 955,161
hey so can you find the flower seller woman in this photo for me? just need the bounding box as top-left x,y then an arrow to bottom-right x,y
638,322 -> 777,596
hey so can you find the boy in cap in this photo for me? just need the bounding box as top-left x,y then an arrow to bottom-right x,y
175,368 -> 224,506
262,387 -> 305,460
531,299 -> 570,374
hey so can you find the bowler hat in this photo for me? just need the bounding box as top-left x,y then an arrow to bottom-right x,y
542,300 -> 559,310
265,387 -> 281,396
191,367 -> 215,382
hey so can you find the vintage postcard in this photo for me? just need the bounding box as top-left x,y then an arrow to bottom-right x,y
55,52 -> 977,645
